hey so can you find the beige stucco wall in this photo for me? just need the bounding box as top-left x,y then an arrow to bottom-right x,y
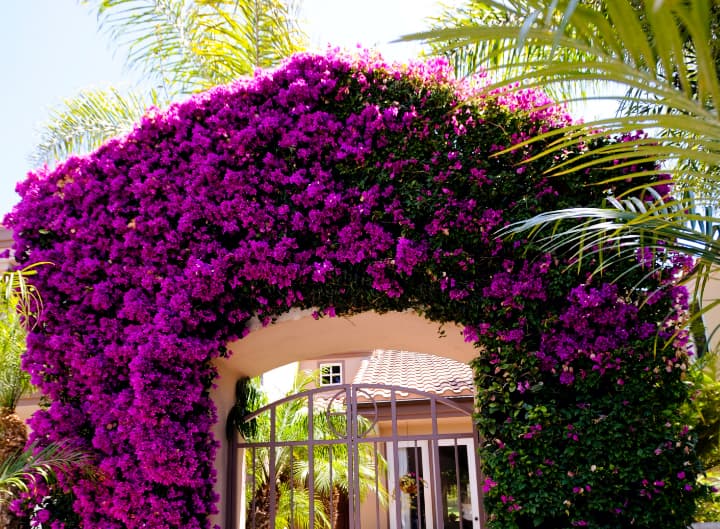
213,308 -> 476,529
0,225 -> 14,271
298,351 -> 369,388
377,415 -> 474,438
701,271 -> 720,353
15,393 -> 41,424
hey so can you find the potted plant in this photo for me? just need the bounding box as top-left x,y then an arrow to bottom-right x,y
399,472 -> 425,496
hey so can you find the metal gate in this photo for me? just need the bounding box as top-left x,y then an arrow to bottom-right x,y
227,383 -> 483,529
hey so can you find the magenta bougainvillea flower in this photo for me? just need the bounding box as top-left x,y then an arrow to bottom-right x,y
7,49 -> 704,528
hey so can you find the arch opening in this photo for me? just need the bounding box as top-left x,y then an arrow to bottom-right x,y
211,309 -> 477,528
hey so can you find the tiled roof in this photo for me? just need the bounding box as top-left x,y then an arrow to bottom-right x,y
351,349 -> 474,400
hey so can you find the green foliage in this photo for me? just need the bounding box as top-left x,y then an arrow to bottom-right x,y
473,261 -> 705,528
687,351 -> 720,522
227,376 -> 266,439
0,267 -> 43,412
693,356 -> 720,471
0,442 -> 90,504
0,298 -> 29,412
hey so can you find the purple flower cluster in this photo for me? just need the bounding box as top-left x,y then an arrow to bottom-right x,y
536,280 -> 691,385
5,48 -> 695,528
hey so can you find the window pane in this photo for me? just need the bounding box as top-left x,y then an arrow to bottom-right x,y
319,363 -> 342,385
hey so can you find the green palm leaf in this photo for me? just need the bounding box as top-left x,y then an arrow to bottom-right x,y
0,442 -> 92,504
91,0 -> 307,92
32,86 -> 162,165
499,191 -> 720,271
0,296 -> 29,411
274,482 -> 330,529
424,0 -> 601,101
0,265 -> 47,411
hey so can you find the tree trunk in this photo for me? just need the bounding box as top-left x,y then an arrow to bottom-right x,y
326,486 -> 349,529
246,483 -> 271,529
0,408 -> 27,462
0,408 -> 29,529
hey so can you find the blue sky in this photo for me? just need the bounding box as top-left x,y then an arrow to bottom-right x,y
1,2 -> 134,217
0,0 -> 454,219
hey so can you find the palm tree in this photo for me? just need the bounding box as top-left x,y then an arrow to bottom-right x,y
34,0 -> 307,165
409,0 -> 720,326
0,267 -> 43,463
0,442 -> 90,502
240,372 -> 387,529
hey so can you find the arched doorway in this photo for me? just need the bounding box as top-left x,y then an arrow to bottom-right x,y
212,309 -> 478,528
9,48 -> 700,529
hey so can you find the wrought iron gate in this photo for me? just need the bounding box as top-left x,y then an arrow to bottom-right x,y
227,383 -> 482,529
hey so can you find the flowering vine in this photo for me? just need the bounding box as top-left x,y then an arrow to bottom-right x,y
7,48 -> 705,528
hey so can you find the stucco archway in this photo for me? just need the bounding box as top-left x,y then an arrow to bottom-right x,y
211,309 -> 476,527
9,49 -> 702,529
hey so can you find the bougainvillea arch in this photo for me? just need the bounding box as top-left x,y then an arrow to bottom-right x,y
8,49 -> 705,529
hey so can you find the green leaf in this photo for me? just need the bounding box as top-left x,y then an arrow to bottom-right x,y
32,86 -> 162,165
89,0 -> 307,92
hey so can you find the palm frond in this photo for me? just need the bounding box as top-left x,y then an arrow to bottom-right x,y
91,0 -> 306,92
1,264 -> 47,322
32,86 -> 161,165
407,1 -> 720,190
0,442 -> 92,503
0,265 -> 47,410
0,304 -> 29,410
500,190 -> 720,264
274,482 -> 330,529
94,0 -> 202,90
422,1 -> 603,101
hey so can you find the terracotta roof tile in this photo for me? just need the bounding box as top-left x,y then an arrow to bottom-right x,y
351,349 -> 474,400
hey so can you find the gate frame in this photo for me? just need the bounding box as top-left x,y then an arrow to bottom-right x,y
226,383 -> 483,529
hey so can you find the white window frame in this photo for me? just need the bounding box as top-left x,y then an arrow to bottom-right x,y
387,438 -> 481,529
318,362 -> 343,386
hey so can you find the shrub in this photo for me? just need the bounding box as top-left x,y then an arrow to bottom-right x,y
6,49 -> 705,528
